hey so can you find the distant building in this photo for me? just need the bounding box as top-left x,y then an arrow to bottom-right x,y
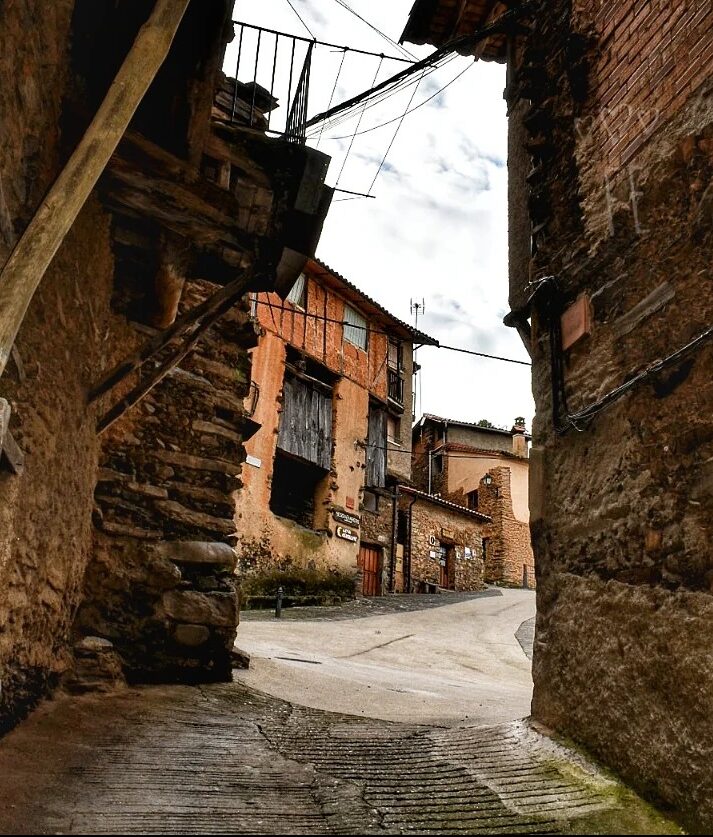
412,415 -> 535,588
235,258 -> 437,592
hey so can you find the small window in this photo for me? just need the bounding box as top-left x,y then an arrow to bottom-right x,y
387,414 -> 401,444
482,537 -> 490,562
388,340 -> 402,370
270,450 -> 326,529
467,489 -> 478,510
397,509 -> 408,545
433,453 -> 444,474
286,273 -> 307,309
362,489 -> 379,513
343,305 -> 367,350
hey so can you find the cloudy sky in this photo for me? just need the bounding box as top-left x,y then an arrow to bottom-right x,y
228,0 -> 534,430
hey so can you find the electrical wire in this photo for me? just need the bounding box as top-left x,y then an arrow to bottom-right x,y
316,48 -> 347,148
327,60 -> 474,142
366,67 -> 426,195
335,55 -> 384,187
283,0 -> 316,40
252,298 -> 531,366
329,0 -> 417,61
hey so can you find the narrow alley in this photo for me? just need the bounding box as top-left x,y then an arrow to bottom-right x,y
0,593 -> 678,835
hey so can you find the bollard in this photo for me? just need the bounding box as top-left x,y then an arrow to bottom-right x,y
275,585 -> 283,618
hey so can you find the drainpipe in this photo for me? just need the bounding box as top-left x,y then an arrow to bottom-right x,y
389,483 -> 400,593
427,450 -> 432,495
406,495 -> 417,593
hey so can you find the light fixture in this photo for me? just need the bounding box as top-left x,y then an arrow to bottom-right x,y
483,473 -> 493,486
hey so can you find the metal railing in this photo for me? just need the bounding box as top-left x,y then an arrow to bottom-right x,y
388,369 -> 404,405
226,20 -> 414,144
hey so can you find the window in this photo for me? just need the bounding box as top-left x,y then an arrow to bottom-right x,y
432,453 -> 444,475
388,340 -> 402,370
286,273 -> 307,309
270,451 -> 326,528
397,510 -> 408,545
467,490 -> 478,510
362,489 -> 379,513
344,304 -> 367,350
366,405 -> 387,488
482,537 -> 490,563
387,414 -> 401,445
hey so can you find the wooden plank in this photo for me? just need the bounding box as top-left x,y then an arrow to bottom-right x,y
612,282 -> 675,338
0,398 -> 11,452
0,0 -> 192,378
2,431 -> 24,476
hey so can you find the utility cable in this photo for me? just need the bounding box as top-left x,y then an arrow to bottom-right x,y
335,55 -> 384,187
316,48 -> 347,148
252,298 -> 531,366
330,0 -> 417,61
366,68 -> 426,195
328,60 -> 474,141
283,0 -> 316,40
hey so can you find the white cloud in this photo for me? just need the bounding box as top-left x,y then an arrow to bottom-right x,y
227,0 -> 535,431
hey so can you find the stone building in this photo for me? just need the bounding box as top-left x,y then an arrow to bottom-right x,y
0,3 -> 331,731
361,484 -> 489,594
403,0 -> 713,829
235,258 -> 437,596
412,414 -> 534,587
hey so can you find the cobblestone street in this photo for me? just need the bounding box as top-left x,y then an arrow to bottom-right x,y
0,594 -> 680,835
0,682 -> 678,835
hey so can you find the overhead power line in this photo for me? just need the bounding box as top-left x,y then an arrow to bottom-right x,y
283,0 -> 316,40
330,0 -> 418,61
251,298 -> 531,366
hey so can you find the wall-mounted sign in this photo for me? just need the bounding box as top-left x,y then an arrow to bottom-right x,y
333,509 -> 360,527
441,528 -> 454,542
429,550 -> 437,559
464,547 -> 472,560
245,455 -> 262,468
336,526 -> 358,543
428,534 -> 437,547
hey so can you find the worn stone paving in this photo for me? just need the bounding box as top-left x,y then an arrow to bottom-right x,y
0,682 -> 679,835
242,589 -> 503,622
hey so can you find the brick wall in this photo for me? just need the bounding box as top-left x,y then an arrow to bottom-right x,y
509,0 -> 713,827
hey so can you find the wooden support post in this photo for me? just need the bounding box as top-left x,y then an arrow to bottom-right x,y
89,271 -> 253,403
0,0 -> 191,378
97,272 -> 253,434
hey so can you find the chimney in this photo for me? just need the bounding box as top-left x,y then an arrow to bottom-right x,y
512,416 -> 528,457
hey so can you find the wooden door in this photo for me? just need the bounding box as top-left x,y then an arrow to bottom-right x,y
439,545 -> 454,589
439,545 -> 449,588
359,544 -> 382,597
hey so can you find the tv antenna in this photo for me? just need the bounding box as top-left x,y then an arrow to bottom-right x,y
410,298 -> 425,329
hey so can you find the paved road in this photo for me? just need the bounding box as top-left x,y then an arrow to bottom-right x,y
238,588 -> 536,726
0,591 -> 681,834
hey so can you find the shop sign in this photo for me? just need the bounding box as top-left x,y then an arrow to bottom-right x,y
336,526 -> 358,543
332,509 -> 360,527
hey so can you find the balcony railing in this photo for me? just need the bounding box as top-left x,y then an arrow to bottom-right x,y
388,369 -> 404,405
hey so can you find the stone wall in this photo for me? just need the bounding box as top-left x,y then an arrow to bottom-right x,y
407,496 -> 486,592
0,1 -> 117,731
76,280 -> 257,681
477,468 -> 534,589
511,0 -> 713,828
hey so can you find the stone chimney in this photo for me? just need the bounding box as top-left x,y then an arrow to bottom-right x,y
511,417 -> 528,458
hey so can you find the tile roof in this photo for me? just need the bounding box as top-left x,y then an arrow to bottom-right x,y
416,413 -> 531,438
399,484 -> 492,522
308,258 -> 439,346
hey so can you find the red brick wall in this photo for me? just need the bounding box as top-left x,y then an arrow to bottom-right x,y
575,0 -> 713,176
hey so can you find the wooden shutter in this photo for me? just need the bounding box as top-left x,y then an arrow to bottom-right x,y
277,375 -> 332,470
366,406 -> 386,487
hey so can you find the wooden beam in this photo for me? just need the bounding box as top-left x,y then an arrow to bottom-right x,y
97,279 -> 252,435
88,269 -> 254,404
0,0 -> 192,378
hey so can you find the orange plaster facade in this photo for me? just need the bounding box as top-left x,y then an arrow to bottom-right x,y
234,259 -> 430,582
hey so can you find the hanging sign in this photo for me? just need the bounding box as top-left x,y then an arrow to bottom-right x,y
336,525 -> 358,543
333,509 -> 360,527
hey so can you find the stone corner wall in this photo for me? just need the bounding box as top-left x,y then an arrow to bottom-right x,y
78,285 -> 257,683
511,0 -> 713,828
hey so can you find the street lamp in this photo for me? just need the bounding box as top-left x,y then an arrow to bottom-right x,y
483,473 -> 493,486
